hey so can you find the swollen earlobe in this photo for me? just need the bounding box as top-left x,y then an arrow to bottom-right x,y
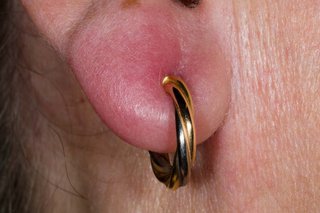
21,0 -> 231,153
67,2 -> 231,152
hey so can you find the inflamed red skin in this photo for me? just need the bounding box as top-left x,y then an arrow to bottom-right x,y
22,0 -> 231,152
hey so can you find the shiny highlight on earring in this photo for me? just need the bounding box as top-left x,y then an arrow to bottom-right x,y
149,76 -> 196,190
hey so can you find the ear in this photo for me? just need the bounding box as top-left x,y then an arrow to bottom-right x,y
21,0 -> 231,152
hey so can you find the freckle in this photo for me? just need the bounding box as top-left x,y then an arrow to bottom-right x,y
122,0 -> 140,9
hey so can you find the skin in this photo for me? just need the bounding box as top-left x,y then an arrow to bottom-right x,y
19,0 -> 320,212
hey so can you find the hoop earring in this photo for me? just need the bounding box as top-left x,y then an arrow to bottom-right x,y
149,76 -> 196,190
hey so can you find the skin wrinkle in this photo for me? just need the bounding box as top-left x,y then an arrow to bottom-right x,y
226,0 -> 320,211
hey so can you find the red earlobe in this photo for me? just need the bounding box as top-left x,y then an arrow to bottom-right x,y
22,0 -> 231,153
67,2 -> 231,152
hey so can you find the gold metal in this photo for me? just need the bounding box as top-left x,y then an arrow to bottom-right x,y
149,75 -> 196,190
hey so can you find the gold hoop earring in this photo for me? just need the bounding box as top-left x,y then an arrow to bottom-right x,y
149,76 -> 196,190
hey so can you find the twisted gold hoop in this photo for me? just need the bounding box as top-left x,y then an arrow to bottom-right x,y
149,76 -> 196,190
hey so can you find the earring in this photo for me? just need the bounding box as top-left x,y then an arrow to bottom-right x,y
149,76 -> 196,190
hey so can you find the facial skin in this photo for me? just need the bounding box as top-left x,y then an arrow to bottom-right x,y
20,0 -> 320,212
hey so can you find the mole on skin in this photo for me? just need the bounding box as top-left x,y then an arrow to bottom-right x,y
122,0 -> 140,8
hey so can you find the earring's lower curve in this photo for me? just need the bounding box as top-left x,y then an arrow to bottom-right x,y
149,75 -> 196,190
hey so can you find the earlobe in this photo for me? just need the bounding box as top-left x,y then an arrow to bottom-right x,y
21,0 -> 232,153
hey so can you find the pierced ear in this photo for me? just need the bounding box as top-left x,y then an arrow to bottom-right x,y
21,0 -> 231,152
